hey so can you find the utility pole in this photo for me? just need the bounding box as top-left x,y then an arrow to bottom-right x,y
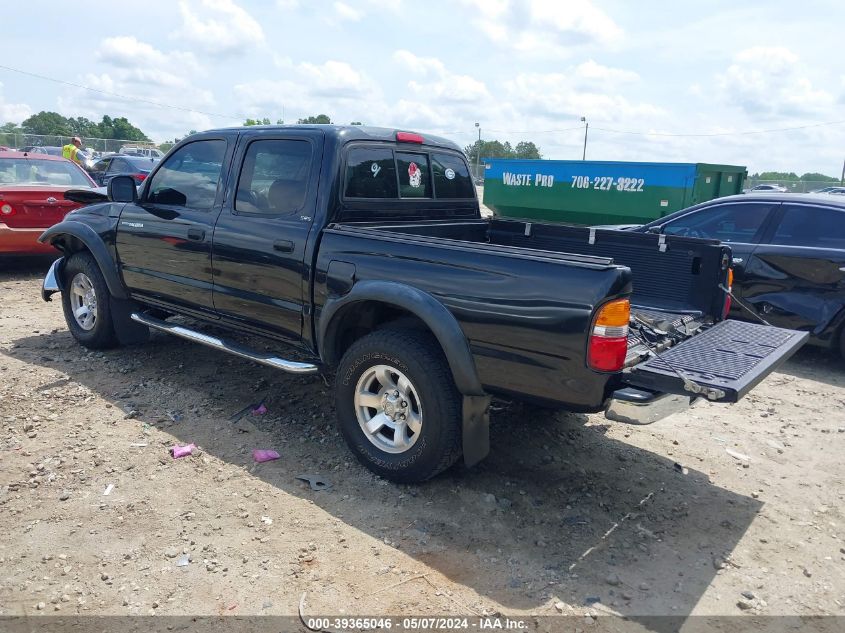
841,157 -> 844,186
581,117 -> 588,161
474,122 -> 481,179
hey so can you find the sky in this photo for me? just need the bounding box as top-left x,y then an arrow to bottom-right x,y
0,0 -> 843,175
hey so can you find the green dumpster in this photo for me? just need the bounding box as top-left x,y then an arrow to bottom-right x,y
482,159 -> 747,225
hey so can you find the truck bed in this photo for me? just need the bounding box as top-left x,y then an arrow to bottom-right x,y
340,217 -> 731,319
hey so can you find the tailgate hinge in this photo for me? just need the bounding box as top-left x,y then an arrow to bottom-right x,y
658,234 -> 667,253
588,228 -> 596,245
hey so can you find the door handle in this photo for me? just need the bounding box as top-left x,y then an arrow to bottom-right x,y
273,240 -> 294,253
187,228 -> 205,241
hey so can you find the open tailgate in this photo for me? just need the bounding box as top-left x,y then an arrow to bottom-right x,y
622,320 -> 808,403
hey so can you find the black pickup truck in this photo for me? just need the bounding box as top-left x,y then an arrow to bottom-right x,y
38,125 -> 808,482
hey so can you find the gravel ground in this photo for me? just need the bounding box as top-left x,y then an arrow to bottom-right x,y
1,256 -> 844,624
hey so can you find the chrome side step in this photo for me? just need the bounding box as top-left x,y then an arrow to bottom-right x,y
130,312 -> 319,375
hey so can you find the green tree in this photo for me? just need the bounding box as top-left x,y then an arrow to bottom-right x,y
297,114 -> 332,124
95,116 -> 149,141
799,172 -> 837,182
751,171 -> 799,181
244,117 -> 271,126
463,139 -> 540,163
67,116 -> 99,137
350,121 -> 363,125
514,141 -> 542,159
1,122 -> 21,133
21,111 -> 72,136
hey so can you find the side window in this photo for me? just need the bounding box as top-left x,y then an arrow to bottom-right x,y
396,152 -> 431,198
108,158 -> 127,173
431,152 -> 474,199
146,140 -> 226,209
90,159 -> 110,174
772,205 -> 845,248
663,203 -> 772,242
235,140 -> 312,214
344,147 -> 397,198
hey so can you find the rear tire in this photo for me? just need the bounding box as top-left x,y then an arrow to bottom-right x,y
61,251 -> 119,349
335,328 -> 463,483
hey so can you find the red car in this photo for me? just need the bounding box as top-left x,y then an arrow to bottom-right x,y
0,151 -> 97,255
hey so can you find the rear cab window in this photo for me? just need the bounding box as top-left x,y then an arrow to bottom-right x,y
343,146 -> 475,201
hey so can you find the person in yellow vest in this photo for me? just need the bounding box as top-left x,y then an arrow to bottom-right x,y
62,137 -> 87,165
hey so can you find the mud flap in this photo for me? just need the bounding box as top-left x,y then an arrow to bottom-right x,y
462,394 -> 491,467
622,320 -> 808,403
110,297 -> 150,345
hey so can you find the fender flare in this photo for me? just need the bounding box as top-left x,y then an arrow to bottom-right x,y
319,280 -> 491,467
319,280 -> 484,396
39,221 -> 128,300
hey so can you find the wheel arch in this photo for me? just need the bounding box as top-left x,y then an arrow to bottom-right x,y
319,280 -> 484,397
39,221 -> 127,300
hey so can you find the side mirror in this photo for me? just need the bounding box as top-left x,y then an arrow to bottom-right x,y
645,225 -> 662,234
108,175 -> 138,203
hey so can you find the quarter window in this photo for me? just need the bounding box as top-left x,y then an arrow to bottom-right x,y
662,203 -> 772,243
235,140 -> 312,214
146,140 -> 226,209
772,205 -> 845,248
344,147 -> 398,198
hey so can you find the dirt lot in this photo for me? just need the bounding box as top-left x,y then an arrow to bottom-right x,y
1,257 -> 844,625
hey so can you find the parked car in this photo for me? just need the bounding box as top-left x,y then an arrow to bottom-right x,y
631,194 -> 845,357
19,146 -> 64,157
119,145 -> 164,159
87,154 -> 159,186
38,126 -> 806,482
0,151 -> 96,254
746,184 -> 788,193
811,186 -> 840,193
818,187 -> 845,195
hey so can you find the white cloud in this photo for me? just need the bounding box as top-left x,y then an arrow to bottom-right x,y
0,83 -> 32,123
333,1 -> 361,21
574,60 -> 639,83
393,50 -> 490,104
276,0 -> 300,8
717,46 -> 833,117
176,0 -> 264,56
234,59 -> 384,123
96,37 -> 203,89
461,0 -> 622,57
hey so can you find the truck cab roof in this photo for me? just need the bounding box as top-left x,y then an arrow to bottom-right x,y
205,125 -> 464,153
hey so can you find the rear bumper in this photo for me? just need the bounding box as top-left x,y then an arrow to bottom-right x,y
606,387 -> 696,425
0,223 -> 55,254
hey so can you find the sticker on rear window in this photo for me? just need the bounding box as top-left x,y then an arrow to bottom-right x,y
370,162 -> 381,178
444,168 -> 455,180
408,162 -> 421,188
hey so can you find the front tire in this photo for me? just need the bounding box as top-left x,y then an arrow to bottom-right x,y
335,328 -> 463,483
61,252 -> 119,349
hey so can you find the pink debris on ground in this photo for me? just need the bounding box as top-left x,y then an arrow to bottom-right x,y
251,403 -> 268,415
252,449 -> 280,463
170,444 -> 195,458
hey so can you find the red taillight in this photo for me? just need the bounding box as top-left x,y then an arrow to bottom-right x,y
132,173 -> 148,182
396,131 -> 423,143
1,203 -> 15,216
588,298 -> 630,372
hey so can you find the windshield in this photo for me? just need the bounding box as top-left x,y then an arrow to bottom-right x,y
0,158 -> 92,187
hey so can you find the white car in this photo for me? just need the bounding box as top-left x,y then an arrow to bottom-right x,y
747,184 -> 788,193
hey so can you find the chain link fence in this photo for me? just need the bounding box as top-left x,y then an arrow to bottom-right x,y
744,178 -> 843,193
0,133 -> 161,156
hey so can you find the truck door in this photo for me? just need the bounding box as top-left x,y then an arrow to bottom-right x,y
115,137 -> 231,314
211,132 -> 322,342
